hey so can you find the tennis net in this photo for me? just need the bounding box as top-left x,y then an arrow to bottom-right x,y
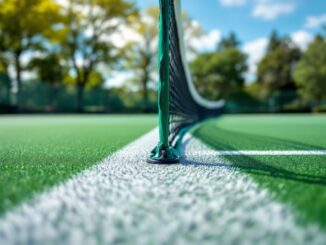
148,0 -> 224,164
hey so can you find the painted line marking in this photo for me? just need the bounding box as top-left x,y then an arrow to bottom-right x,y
189,150 -> 326,156
0,130 -> 325,244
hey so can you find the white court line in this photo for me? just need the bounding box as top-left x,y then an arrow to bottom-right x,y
0,130 -> 325,244
190,150 -> 326,156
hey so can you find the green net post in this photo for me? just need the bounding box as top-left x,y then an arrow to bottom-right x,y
147,0 -> 180,164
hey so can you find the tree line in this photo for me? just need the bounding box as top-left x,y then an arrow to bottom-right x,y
0,0 -> 325,113
191,29 -> 326,112
0,0 -> 203,113
0,0 -> 158,112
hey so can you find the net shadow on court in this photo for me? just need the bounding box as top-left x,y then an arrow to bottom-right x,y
180,131 -> 326,186
180,127 -> 326,230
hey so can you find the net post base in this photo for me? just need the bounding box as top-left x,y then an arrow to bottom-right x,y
147,145 -> 180,164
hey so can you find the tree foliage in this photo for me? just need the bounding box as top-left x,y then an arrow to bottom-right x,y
1,0 -> 325,114
267,31 -> 283,53
0,55 -> 11,105
59,0 -> 137,111
217,32 -> 240,51
257,31 -> 301,92
191,49 -> 247,100
0,0 -> 63,107
29,53 -> 65,85
0,55 -> 8,74
126,7 -> 203,112
124,7 -> 159,112
294,34 -> 326,103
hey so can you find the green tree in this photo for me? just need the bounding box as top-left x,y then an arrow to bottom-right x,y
60,0 -> 137,112
257,31 -> 301,92
30,54 -> 64,86
0,0 -> 63,108
125,7 -> 159,112
0,55 -> 11,105
294,34 -> 326,104
29,53 -> 66,110
0,55 -> 8,74
190,48 -> 247,100
85,71 -> 105,91
217,32 -> 240,51
266,31 -> 283,53
126,7 -> 202,112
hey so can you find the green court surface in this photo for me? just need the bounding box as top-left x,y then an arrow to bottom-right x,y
0,115 -> 156,215
193,114 -> 326,230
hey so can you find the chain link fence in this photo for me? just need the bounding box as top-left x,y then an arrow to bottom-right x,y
225,90 -> 325,113
1,77 -> 324,114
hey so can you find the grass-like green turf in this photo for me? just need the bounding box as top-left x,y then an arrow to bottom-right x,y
193,114 -> 326,230
0,115 -> 156,215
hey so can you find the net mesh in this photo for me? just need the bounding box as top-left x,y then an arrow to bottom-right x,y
168,0 -> 224,144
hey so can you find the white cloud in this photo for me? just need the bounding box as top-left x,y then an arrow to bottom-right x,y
110,25 -> 142,48
291,30 -> 313,50
243,37 -> 268,82
304,14 -> 326,29
191,29 -> 222,52
219,0 -> 247,7
252,1 -> 295,20
219,0 -> 296,20
105,71 -> 132,88
56,0 -> 68,7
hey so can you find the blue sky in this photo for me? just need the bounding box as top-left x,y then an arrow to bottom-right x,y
138,0 -> 325,42
137,0 -> 326,81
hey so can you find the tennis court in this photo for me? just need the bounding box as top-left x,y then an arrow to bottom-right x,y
0,115 -> 156,214
1,0 -> 326,243
192,114 -> 326,230
0,114 -> 325,244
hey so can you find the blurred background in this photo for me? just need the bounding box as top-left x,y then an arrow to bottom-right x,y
0,0 -> 325,114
